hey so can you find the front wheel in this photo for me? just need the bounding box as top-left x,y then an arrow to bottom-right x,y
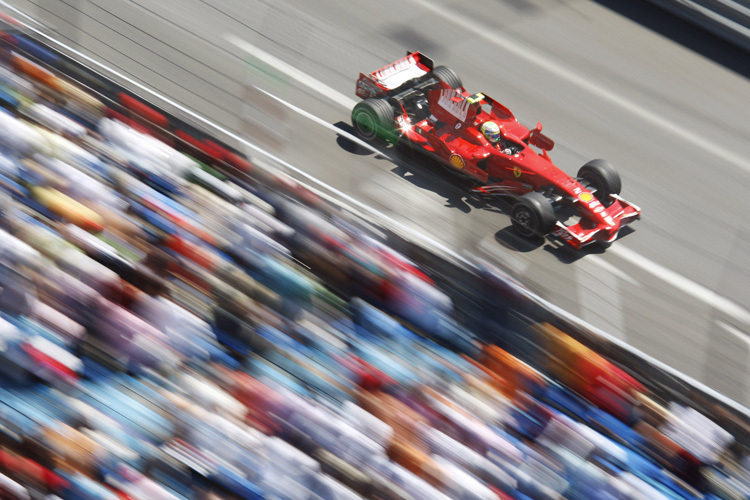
577,159 -> 621,207
352,98 -> 395,142
511,191 -> 556,238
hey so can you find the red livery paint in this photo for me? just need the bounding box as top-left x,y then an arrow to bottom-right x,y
352,52 -> 641,249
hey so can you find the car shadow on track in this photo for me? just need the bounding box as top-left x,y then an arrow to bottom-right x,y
496,228 -> 634,263
494,227 -> 546,253
334,122 -> 392,159
541,225 -> 637,264
389,162 -> 482,214
333,121 -> 505,216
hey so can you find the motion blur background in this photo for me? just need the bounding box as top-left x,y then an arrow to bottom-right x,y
5,0 -> 747,402
11,0 -> 750,404
0,0 -> 749,499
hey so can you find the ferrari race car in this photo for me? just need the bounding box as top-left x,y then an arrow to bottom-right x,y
352,52 -> 641,250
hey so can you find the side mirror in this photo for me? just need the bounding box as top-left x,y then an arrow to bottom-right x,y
535,122 -> 543,132
529,127 -> 555,151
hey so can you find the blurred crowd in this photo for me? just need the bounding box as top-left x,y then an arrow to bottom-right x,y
0,15 -> 749,500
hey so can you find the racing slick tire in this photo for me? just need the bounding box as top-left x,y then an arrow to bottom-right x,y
577,159 -> 621,207
511,191 -> 556,238
432,65 -> 463,90
352,98 -> 396,142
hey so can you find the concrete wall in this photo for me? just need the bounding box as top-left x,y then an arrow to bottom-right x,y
646,0 -> 750,51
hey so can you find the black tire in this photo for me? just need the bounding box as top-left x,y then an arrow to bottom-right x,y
577,159 -> 621,207
432,65 -> 463,90
511,191 -> 556,238
352,98 -> 395,142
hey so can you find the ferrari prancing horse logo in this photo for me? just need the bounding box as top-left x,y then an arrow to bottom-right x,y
450,154 -> 465,169
513,166 -> 522,178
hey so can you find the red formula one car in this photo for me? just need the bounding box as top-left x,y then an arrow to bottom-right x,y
352,52 -> 641,250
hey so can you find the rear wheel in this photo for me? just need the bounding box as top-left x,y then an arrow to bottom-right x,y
432,65 -> 463,90
511,192 -> 556,238
577,159 -> 621,207
352,98 -> 395,142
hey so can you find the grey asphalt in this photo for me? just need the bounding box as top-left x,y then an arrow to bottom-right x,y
7,0 -> 750,404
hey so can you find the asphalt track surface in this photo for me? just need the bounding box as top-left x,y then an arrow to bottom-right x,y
5,0 -> 750,404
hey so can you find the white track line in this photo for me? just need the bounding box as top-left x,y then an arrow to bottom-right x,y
718,320 -> 750,347
255,87 -> 385,157
225,34 -> 358,109
588,254 -> 641,287
410,0 -> 750,173
610,244 -> 750,324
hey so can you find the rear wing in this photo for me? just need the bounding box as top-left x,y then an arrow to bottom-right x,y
356,51 -> 434,99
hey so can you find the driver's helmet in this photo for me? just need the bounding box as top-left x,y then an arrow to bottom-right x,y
481,121 -> 501,143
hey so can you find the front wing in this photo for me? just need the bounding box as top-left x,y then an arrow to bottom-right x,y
473,184 -> 641,250
552,194 -> 641,250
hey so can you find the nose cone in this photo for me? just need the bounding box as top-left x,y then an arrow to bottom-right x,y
598,204 -> 626,243
602,224 -> 620,243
